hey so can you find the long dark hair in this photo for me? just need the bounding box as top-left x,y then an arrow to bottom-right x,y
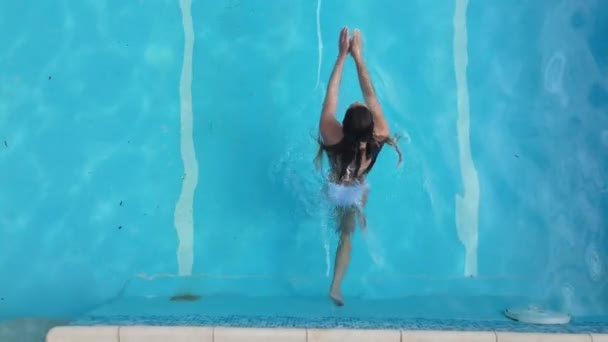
315,105 -> 402,180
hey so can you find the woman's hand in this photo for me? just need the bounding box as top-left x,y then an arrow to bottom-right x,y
338,26 -> 350,58
349,29 -> 363,61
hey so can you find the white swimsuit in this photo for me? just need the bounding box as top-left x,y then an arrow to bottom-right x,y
326,159 -> 369,208
324,140 -> 384,208
326,181 -> 368,208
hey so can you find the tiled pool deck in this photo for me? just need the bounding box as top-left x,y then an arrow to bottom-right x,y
47,326 -> 608,342
42,313 -> 608,342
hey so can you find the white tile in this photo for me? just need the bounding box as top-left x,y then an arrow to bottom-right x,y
307,329 -> 400,342
120,326 -> 212,342
46,326 -> 119,342
214,327 -> 306,342
401,330 -> 495,341
497,332 -> 592,342
591,334 -> 608,342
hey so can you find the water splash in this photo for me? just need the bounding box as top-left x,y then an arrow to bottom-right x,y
364,227 -> 386,268
321,219 -> 331,277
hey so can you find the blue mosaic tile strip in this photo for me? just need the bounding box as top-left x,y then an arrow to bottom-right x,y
72,314 -> 608,333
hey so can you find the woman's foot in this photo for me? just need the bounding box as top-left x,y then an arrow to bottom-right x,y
329,289 -> 344,306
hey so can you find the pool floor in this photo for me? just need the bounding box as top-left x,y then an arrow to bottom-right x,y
3,295 -> 606,341
72,295 -> 608,334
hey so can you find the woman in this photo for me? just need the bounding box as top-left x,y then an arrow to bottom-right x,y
315,27 -> 402,306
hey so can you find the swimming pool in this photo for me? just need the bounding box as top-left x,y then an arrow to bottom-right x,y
1,0 -> 607,338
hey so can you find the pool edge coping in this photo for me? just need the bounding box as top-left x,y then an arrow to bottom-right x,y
46,326 -> 608,341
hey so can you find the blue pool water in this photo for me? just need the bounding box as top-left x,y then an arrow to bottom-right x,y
1,0 -> 608,333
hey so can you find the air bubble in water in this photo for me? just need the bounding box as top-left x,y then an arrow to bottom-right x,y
585,246 -> 603,281
561,283 -> 575,308
544,51 -> 566,94
601,130 -> 608,147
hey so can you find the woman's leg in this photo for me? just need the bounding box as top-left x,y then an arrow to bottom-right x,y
329,207 -> 356,306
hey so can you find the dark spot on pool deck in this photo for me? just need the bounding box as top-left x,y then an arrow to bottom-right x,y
118,226 -> 122,230
170,294 -> 200,302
